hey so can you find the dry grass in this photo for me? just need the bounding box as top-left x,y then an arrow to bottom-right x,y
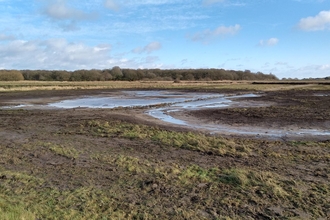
1,80 -> 329,92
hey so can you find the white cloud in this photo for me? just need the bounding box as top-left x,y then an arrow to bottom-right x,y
40,0 -> 97,31
132,42 -> 162,54
0,38 -> 113,70
0,38 -> 164,70
188,24 -> 241,42
298,10 -> 330,31
319,64 -> 330,70
258,38 -> 279,46
43,0 -> 96,21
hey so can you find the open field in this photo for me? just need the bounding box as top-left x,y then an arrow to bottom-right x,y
0,81 -> 329,219
1,80 -> 330,92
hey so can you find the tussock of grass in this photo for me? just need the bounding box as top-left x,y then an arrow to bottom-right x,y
42,142 -> 79,159
84,120 -> 252,157
0,197 -> 36,220
1,139 -> 329,219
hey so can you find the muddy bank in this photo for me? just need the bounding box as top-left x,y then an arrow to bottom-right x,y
190,90 -> 330,128
173,90 -> 330,140
0,89 -> 329,140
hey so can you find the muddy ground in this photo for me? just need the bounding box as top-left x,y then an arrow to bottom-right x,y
0,88 -> 329,219
1,89 -> 329,138
190,90 -> 330,130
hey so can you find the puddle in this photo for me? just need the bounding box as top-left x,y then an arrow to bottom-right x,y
47,91 -> 213,109
2,90 -> 329,140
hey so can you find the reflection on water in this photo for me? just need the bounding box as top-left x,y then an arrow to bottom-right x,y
148,109 -> 187,126
48,90 -> 215,109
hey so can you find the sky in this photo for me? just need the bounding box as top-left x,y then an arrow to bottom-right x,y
0,0 -> 330,79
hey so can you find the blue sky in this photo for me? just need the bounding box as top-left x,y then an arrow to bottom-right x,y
0,0 -> 329,79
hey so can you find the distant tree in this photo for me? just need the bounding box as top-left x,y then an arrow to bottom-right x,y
182,72 -> 195,81
111,66 -> 123,80
70,70 -> 83,81
0,70 -> 24,81
136,69 -> 145,80
22,70 -> 34,80
144,71 -> 156,80
101,69 -> 113,81
5,67 -> 280,82
70,69 -> 101,81
122,69 -> 138,81
51,71 -> 71,81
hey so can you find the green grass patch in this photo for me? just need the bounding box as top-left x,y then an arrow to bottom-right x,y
84,120 -> 252,157
42,142 -> 79,159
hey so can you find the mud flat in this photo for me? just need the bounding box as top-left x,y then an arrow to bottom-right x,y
0,88 -> 329,219
2,89 -> 329,141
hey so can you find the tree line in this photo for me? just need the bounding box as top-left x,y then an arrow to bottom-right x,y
0,67 -> 279,81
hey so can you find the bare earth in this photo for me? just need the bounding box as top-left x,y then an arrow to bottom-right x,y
0,88 -> 329,219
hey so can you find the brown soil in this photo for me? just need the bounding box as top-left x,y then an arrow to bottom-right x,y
0,89 -> 329,219
190,90 -> 330,129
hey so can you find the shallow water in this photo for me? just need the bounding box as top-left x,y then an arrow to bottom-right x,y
48,90 -> 218,109
3,90 -> 329,139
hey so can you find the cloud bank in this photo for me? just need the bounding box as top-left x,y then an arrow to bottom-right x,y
0,38 -> 112,70
298,10 -> 330,31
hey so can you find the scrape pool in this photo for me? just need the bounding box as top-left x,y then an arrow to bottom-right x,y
3,90 -> 329,140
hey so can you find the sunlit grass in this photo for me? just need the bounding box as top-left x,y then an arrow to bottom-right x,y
1,131 -> 329,219
1,80 -> 328,92
42,142 -> 79,159
84,120 -> 251,157
2,150 -> 326,219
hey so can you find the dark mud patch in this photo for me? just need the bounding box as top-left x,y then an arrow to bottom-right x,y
188,90 -> 330,139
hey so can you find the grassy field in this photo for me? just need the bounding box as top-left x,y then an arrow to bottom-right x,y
1,80 -> 330,92
0,81 -> 329,219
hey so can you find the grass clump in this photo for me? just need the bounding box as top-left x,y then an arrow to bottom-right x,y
115,155 -> 147,173
0,197 -> 36,220
43,142 -> 79,159
218,168 -> 289,199
179,165 -> 220,184
84,120 -> 252,157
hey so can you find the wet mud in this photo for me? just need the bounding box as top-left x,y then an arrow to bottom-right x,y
1,89 -> 329,141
